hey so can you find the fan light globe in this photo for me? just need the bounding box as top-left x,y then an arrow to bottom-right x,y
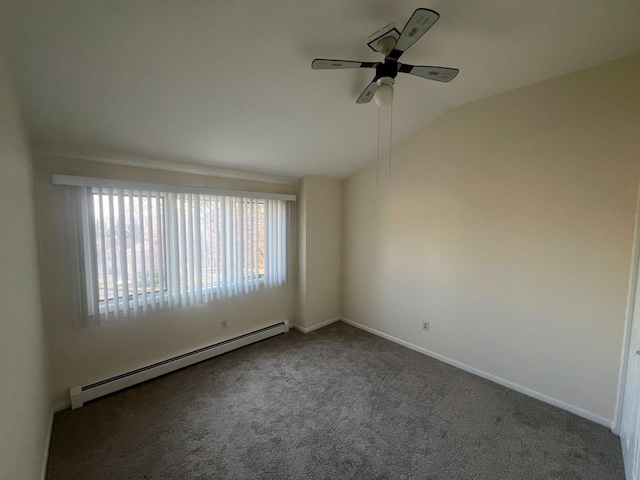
374,84 -> 393,107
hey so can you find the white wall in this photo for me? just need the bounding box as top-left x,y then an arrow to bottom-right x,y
295,176 -> 341,329
341,53 -> 640,424
0,51 -> 50,479
33,156 -> 297,408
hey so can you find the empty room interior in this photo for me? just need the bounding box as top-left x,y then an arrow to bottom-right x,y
2,2 -> 640,479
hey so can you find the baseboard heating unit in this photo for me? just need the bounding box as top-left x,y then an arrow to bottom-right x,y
70,319 -> 289,409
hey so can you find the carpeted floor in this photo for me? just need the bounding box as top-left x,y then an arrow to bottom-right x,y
46,322 -> 624,479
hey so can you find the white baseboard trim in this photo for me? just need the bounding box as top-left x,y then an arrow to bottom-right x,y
41,407 -> 54,480
339,317 -> 612,429
70,319 -> 289,409
292,316 -> 340,333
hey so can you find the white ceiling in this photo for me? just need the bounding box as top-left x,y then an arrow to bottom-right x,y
2,1 -> 640,181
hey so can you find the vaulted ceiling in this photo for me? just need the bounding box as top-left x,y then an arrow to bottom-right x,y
2,1 -> 640,180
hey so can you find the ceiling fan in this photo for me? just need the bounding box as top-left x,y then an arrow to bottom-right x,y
311,8 -> 459,106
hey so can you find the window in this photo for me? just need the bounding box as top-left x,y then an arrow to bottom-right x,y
76,187 -> 289,322
92,191 -> 167,310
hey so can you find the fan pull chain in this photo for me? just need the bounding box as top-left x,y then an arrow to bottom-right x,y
376,104 -> 381,191
389,100 -> 393,181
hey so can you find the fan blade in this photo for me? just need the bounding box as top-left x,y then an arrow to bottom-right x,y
398,64 -> 459,83
388,8 -> 440,60
312,59 -> 378,69
356,81 -> 378,104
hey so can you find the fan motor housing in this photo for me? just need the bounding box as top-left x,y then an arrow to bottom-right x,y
375,60 -> 398,82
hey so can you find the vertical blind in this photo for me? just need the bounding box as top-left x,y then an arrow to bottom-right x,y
76,187 -> 289,323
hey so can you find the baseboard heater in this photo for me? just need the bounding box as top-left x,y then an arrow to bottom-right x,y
70,319 -> 289,409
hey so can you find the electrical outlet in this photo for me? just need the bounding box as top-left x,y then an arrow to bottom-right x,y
422,321 -> 429,331
221,319 -> 227,329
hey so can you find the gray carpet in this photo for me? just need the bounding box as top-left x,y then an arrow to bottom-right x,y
46,322 -> 624,479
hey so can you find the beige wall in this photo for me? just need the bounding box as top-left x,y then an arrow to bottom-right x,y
295,176 -> 341,328
34,156 -> 296,408
295,178 -> 308,325
341,53 -> 640,423
0,52 -> 50,479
